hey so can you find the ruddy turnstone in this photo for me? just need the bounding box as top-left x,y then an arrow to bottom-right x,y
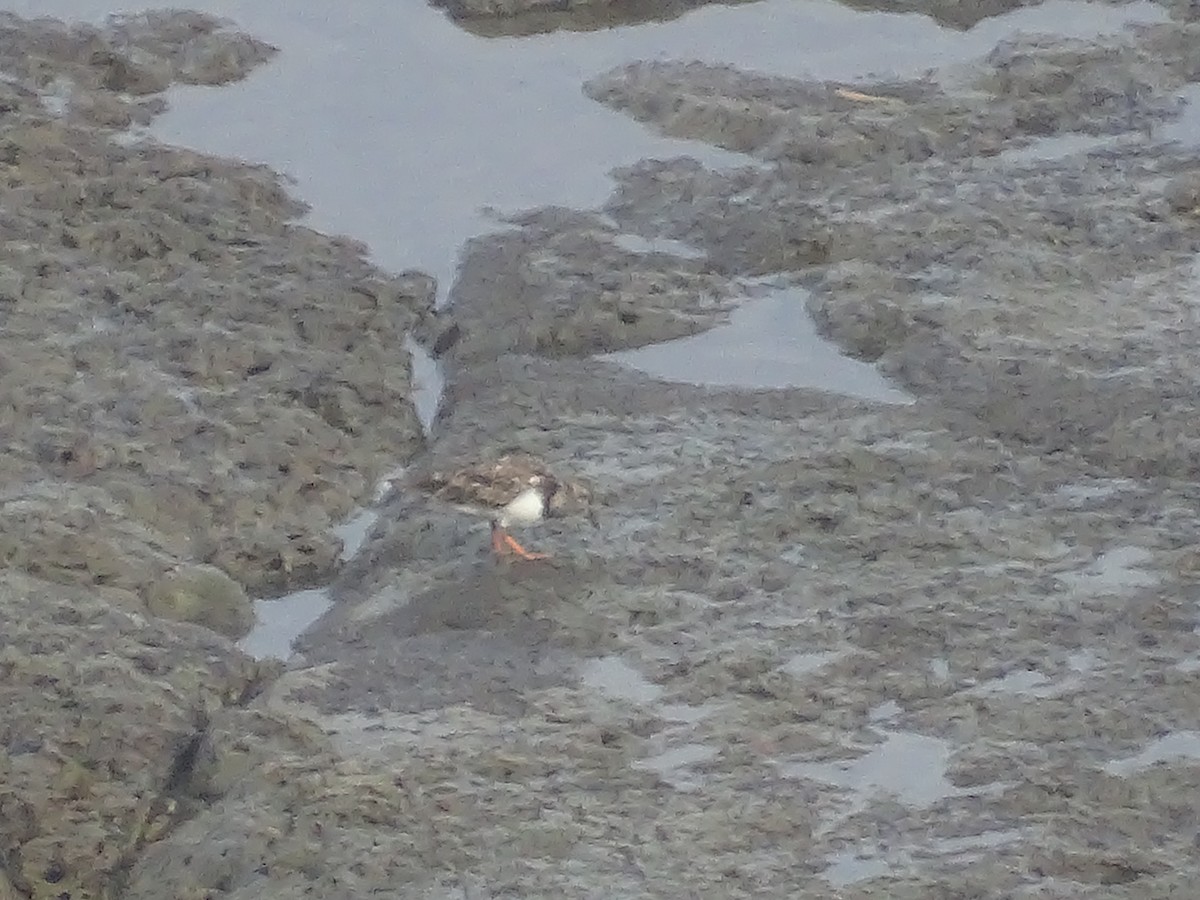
415,455 -> 590,560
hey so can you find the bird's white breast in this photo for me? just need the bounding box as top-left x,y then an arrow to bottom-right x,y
499,487 -> 545,526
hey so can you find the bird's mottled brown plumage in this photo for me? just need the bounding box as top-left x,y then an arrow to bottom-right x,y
415,454 -> 591,518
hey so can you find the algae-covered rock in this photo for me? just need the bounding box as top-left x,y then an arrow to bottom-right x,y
0,571 -> 272,900
431,0 -> 757,37
0,13 -> 429,600
0,10 -> 278,127
146,564 -> 254,639
0,482 -> 186,603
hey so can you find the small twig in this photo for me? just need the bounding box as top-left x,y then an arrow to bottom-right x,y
833,87 -> 902,105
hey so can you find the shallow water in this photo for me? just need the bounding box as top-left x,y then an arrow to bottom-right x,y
330,509 -> 379,563
783,728 -> 962,809
239,467 -> 403,659
998,81 -> 1200,164
818,808 -> 1024,885
1058,545 -> 1158,596
580,654 -> 663,704
237,587 -> 332,659
998,132 -> 1134,164
6,0 -> 1166,294
633,742 -> 719,791
781,649 -> 846,677
972,668 -> 1053,694
1105,731 -> 1200,776
822,849 -> 898,887
1162,84 -> 1200,147
610,231 -> 708,259
403,335 -> 444,435
605,287 -> 913,402
11,0 -> 1172,678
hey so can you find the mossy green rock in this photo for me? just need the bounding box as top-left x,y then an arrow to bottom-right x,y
0,572 -> 273,900
146,566 -> 254,639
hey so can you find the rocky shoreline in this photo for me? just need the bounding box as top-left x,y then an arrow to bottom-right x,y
1,10 -> 431,898
5,4 -> 1200,898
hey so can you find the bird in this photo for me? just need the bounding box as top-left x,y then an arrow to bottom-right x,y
413,454 -> 590,560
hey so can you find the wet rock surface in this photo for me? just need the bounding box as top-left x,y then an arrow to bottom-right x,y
583,24 -> 1200,481
431,0 -> 755,36
297,11 -> 1200,897
0,15 -> 428,898
0,571 -> 278,899
0,11 -> 429,604
0,9 -> 277,127
422,207 -> 749,363
7,3 -> 1200,899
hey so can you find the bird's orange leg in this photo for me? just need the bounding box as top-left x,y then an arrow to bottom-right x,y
503,532 -> 548,560
491,522 -> 548,560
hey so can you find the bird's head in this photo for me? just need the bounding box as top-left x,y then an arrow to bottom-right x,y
531,474 -> 561,511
